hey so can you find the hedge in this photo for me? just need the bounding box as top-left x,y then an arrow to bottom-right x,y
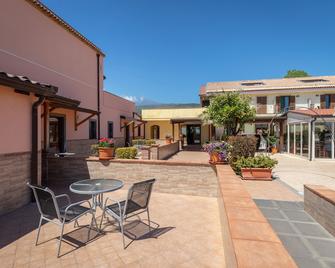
132,139 -> 156,146
115,147 -> 138,159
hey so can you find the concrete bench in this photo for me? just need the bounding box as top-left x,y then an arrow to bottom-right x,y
304,185 -> 335,237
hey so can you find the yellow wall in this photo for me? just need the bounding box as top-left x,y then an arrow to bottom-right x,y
142,107 -> 205,120
144,120 -> 210,144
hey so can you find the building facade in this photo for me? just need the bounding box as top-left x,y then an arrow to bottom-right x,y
200,76 -> 335,154
0,0 -> 137,215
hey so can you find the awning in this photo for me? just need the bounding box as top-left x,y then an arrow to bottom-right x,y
170,117 -> 202,124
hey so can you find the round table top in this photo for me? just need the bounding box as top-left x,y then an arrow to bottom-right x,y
69,179 -> 123,195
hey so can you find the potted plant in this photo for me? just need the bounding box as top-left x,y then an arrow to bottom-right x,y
234,155 -> 278,180
267,136 -> 278,154
165,135 -> 173,144
98,137 -> 114,160
202,141 -> 230,164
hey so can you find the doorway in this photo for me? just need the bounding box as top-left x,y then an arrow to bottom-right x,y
186,125 -> 201,145
49,115 -> 66,153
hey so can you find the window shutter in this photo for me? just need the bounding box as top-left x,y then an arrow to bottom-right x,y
276,96 -> 281,112
289,96 -> 295,110
320,95 -> 325,109
256,96 -> 267,114
331,94 -> 335,109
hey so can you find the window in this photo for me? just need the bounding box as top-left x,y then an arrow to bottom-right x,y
325,95 -> 331,109
89,120 -> 97,139
107,121 -> 113,138
280,96 -> 290,112
151,125 -> 160,139
202,99 -> 210,107
256,96 -> 267,114
241,82 -> 264,86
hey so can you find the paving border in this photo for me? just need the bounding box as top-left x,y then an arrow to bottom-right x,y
216,165 -> 297,267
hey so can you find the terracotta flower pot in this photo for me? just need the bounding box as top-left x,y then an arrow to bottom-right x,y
98,147 -> 114,160
241,168 -> 272,181
165,138 -> 172,144
210,152 -> 220,163
271,147 -> 278,154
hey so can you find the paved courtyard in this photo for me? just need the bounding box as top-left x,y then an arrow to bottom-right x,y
167,146 -> 209,163
255,199 -> 335,268
0,188 -> 225,268
273,154 -> 335,195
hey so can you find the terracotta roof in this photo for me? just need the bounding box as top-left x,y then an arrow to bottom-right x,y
26,0 -> 105,56
201,75 -> 335,95
0,71 -> 58,94
289,108 -> 335,117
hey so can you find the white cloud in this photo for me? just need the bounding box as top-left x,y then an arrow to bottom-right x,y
123,96 -> 138,102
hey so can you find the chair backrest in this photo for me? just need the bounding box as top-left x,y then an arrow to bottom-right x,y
27,183 -> 61,221
124,179 -> 156,215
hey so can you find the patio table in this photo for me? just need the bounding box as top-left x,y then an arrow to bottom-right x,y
69,179 -> 123,210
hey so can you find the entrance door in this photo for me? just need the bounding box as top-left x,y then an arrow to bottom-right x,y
49,116 -> 65,153
125,125 -> 130,146
186,125 -> 201,145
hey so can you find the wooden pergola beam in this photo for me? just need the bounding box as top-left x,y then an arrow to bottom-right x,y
75,112 -> 96,131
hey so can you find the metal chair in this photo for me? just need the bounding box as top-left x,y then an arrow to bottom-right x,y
100,179 -> 156,248
27,183 -> 99,257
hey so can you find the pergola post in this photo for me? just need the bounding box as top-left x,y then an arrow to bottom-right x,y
172,123 -> 175,141
43,101 -> 49,151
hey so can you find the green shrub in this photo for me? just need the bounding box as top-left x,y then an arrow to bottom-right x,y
132,139 -> 156,146
115,147 -> 137,159
228,136 -> 257,163
90,144 -> 99,156
233,155 -> 278,174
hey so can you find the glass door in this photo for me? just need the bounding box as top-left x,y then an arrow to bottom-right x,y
186,125 -> 201,145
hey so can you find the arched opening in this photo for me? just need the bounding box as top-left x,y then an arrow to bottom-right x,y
151,125 -> 160,139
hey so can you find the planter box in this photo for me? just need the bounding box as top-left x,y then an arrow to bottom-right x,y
241,168 -> 272,181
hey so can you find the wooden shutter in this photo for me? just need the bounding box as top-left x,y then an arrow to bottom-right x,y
256,96 -> 267,114
320,95 -> 325,109
289,96 -> 295,110
331,94 -> 335,109
276,96 -> 281,113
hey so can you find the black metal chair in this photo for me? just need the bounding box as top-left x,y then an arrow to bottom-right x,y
27,183 -> 98,257
99,179 -> 156,248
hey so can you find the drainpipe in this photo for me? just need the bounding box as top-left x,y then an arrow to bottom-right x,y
309,117 -> 316,161
97,54 -> 101,139
31,95 -> 45,186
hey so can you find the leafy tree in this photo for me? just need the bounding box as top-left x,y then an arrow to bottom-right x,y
202,92 -> 256,136
284,69 -> 309,78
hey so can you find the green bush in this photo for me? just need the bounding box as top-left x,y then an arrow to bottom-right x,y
132,139 -> 156,146
233,155 -> 278,174
115,147 -> 137,159
228,136 -> 257,163
90,144 -> 99,156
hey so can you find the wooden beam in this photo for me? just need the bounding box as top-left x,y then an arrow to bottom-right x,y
75,112 -> 96,131
41,107 -> 56,118
172,123 -> 175,141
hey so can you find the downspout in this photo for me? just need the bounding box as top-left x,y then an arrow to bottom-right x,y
31,95 -> 45,186
97,54 -> 101,139
309,117 -> 317,161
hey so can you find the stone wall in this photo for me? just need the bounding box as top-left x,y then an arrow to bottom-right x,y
0,152 -> 31,215
66,137 -> 125,156
304,185 -> 335,237
47,157 -> 218,197
157,141 -> 179,160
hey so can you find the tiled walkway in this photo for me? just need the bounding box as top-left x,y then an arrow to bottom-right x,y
0,190 -> 225,268
255,199 -> 335,268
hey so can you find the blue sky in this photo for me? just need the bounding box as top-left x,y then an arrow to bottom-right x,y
42,0 -> 335,104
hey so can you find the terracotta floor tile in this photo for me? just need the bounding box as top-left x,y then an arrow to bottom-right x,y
222,196 -> 256,208
230,220 -> 280,243
225,206 -> 267,222
233,239 -> 297,268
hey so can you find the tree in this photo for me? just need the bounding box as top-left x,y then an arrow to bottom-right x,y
284,69 -> 309,78
202,92 -> 256,136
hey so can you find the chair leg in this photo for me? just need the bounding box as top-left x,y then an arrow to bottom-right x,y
147,209 -> 151,230
87,216 -> 94,242
99,209 -> 106,229
35,216 -> 43,246
57,222 -> 65,258
92,213 -> 100,233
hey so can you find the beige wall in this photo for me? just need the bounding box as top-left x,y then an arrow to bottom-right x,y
0,86 -> 36,154
142,107 -> 205,120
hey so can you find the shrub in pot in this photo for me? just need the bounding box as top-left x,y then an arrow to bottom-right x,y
228,136 -> 257,163
233,155 -> 278,180
98,138 -> 114,160
132,139 -> 156,147
115,147 -> 137,159
202,141 -> 230,164
267,136 -> 278,154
